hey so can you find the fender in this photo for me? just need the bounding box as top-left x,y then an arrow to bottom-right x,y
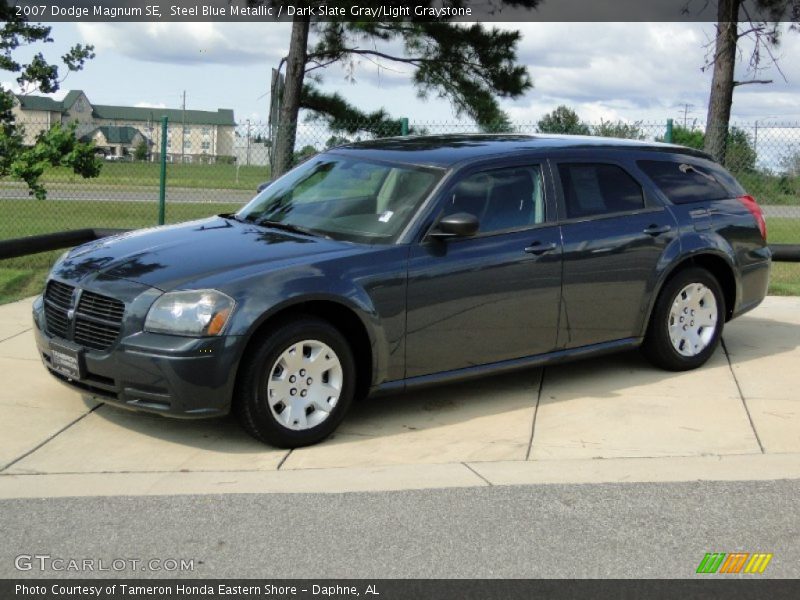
639,229 -> 739,338
224,262 -> 399,389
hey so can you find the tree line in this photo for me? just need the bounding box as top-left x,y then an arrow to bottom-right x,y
1,0 -> 798,198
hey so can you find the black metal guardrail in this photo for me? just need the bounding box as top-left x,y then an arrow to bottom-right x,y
0,230 -> 797,262
0,229 -> 129,260
771,245 -> 800,262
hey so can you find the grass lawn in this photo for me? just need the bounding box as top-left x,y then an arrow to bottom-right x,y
28,162 -> 271,191
0,198 -> 240,304
1,205 -> 798,304
766,217 -> 800,296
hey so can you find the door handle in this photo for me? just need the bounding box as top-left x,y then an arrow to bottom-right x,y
643,224 -> 671,236
524,242 -> 557,255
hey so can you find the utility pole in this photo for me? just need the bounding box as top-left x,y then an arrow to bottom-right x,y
678,103 -> 694,128
180,90 -> 186,163
753,120 -> 758,156
246,119 -> 252,166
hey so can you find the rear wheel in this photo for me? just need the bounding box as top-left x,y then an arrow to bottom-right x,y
642,267 -> 725,371
235,317 -> 356,448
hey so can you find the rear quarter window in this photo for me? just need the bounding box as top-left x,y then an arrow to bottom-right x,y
558,163 -> 645,218
637,159 -> 738,204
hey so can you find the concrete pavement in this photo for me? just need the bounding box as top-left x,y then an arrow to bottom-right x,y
1,295 -> 799,498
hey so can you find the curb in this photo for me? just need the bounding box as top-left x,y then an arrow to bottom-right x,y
2,452 -> 800,499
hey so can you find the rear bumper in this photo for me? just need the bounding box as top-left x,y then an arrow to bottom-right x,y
32,296 -> 243,418
733,257 -> 771,319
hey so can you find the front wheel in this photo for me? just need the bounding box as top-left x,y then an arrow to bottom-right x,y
235,317 -> 356,448
642,267 -> 725,371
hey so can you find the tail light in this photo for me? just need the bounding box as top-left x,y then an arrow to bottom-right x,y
738,195 -> 767,241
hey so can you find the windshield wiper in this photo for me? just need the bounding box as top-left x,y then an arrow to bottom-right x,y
222,213 -> 251,224
255,218 -> 331,239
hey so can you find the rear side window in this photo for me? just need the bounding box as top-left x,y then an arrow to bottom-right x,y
558,163 -> 645,218
637,160 -> 732,204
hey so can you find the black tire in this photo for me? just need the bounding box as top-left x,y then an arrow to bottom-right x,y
235,317 -> 356,448
642,267 -> 726,371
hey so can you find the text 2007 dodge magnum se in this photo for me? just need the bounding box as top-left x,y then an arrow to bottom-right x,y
33,135 -> 770,447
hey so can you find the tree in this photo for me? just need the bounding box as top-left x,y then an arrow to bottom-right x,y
724,127 -> 757,172
656,125 -> 756,171
780,151 -> 800,177
133,140 -> 149,161
1,1 -> 101,199
325,134 -> 351,149
663,124 -> 706,149
537,105 -> 591,135
701,0 -> 794,163
293,144 -> 318,164
259,1 -> 540,176
592,119 -> 645,140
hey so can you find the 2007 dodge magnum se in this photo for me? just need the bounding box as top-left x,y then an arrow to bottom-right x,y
33,135 -> 770,447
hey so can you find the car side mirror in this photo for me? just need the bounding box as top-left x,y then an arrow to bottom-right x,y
430,212 -> 480,239
256,180 -> 274,193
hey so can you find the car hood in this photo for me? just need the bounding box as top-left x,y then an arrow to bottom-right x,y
52,216 -> 361,291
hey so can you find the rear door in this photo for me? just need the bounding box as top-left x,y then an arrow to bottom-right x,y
553,158 -> 678,349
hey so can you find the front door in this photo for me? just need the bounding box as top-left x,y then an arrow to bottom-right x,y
405,163 -> 562,378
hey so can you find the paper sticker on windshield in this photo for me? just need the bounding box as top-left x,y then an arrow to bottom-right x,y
378,211 -> 394,223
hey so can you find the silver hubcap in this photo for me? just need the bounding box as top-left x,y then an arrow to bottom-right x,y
267,340 -> 343,431
668,283 -> 719,357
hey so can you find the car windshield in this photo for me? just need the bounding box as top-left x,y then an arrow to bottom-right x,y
236,154 -> 443,244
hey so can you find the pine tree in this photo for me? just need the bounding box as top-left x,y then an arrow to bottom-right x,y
259,1 -> 540,175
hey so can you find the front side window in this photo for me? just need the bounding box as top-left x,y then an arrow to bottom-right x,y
443,166 -> 545,234
558,163 -> 645,219
237,154 -> 442,244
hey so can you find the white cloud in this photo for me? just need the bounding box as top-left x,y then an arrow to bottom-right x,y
76,22 -> 289,65
68,21 -> 800,126
1,81 -> 20,94
134,101 -> 167,109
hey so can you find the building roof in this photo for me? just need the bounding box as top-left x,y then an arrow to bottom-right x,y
15,94 -> 63,112
81,126 -> 143,145
91,104 -> 235,126
15,90 -> 235,126
333,134 -> 710,167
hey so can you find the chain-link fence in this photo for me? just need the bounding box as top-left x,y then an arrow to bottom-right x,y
1,117 -> 799,302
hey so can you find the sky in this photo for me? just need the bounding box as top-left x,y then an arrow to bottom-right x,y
5,21 -> 800,130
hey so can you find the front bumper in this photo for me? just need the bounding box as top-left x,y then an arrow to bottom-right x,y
33,295 -> 243,418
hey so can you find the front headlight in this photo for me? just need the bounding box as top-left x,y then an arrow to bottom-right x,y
144,290 -> 235,337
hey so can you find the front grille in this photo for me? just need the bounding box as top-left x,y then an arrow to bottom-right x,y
74,317 -> 122,350
46,280 -> 74,309
44,280 -> 75,339
74,291 -> 125,351
77,291 -> 125,322
43,281 -> 125,351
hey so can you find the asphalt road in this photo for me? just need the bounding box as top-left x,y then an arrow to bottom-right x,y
2,479 -> 798,579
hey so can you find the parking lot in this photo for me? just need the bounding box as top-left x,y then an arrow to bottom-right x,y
1,295 -> 799,499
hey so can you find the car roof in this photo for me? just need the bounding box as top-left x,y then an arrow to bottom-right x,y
331,134 -> 712,168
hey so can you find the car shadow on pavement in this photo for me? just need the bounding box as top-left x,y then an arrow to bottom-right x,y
82,315 -> 799,464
